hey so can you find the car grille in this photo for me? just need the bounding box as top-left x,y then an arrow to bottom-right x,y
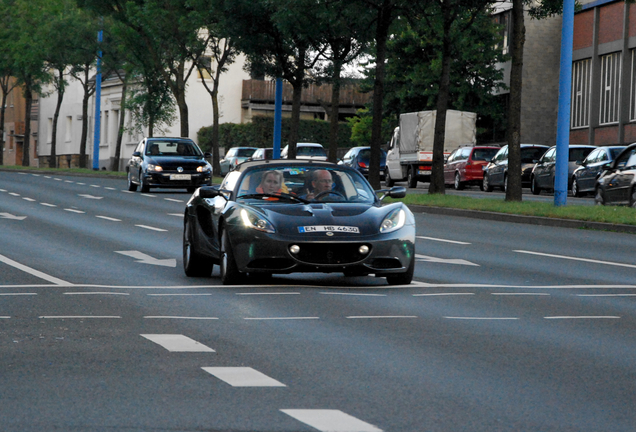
294,243 -> 369,265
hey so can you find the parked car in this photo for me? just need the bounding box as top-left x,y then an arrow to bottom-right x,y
483,144 -> 549,192
281,143 -> 328,161
126,137 -> 212,193
220,147 -> 258,175
249,148 -> 273,161
530,145 -> 596,195
444,145 -> 500,190
594,143 -> 636,207
339,146 -> 387,179
571,146 -> 626,197
182,160 -> 415,285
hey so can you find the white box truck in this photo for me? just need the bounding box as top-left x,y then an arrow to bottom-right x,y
385,109 -> 477,188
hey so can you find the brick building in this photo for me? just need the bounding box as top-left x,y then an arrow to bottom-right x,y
1,79 -> 39,167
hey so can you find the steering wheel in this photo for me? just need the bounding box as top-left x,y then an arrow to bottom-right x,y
313,190 -> 346,201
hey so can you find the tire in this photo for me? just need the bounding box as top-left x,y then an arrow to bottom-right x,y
220,229 -> 244,285
183,217 -> 212,277
454,172 -> 464,190
407,167 -> 417,188
384,169 -> 395,187
386,252 -> 414,286
571,177 -> 581,197
594,187 -> 605,206
483,173 -> 493,192
140,171 -> 150,193
530,176 -> 541,195
127,170 -> 137,192
187,186 -> 196,194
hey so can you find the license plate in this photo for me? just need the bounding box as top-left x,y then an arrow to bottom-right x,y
298,225 -> 360,233
170,174 -> 191,180
418,170 -> 431,175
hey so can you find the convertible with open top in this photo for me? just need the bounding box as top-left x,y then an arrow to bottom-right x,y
182,160 -> 415,285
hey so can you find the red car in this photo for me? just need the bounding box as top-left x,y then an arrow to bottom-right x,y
444,146 -> 500,190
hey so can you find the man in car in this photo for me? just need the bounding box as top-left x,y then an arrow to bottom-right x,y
304,169 -> 334,200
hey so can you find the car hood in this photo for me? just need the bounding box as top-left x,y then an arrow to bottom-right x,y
146,156 -> 207,167
246,202 -> 401,237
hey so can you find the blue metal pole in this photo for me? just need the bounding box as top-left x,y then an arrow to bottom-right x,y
273,78 -> 283,159
92,28 -> 103,170
554,0 -> 575,206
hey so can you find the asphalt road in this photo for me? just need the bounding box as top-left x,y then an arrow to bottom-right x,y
1,170 -> 636,432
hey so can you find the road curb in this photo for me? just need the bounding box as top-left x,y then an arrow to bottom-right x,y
407,204 -> 636,234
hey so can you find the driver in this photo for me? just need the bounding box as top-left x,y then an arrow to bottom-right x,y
305,169 -> 333,200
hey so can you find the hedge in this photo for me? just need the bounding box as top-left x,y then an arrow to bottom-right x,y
197,116 -> 354,152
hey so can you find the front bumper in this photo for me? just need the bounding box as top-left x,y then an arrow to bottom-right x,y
144,172 -> 211,189
227,225 -> 415,276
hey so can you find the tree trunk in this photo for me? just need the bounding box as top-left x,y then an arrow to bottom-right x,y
50,68 -> 65,169
79,69 -> 91,169
505,0 -> 525,202
211,87 -> 221,175
328,59 -> 343,164
22,81 -> 32,167
111,79 -> 127,172
0,86 -> 8,166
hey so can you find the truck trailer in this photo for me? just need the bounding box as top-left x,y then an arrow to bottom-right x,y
385,110 -> 477,188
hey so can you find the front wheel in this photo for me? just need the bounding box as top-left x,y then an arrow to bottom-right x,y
571,178 -> 581,197
530,177 -> 541,195
220,229 -> 244,285
183,218 -> 212,277
407,167 -> 417,188
482,173 -> 493,192
384,169 -> 395,187
140,171 -> 150,193
386,253 -> 414,286
454,172 -> 464,190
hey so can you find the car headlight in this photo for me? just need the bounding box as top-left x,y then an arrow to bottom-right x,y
147,164 -> 163,172
380,208 -> 406,233
240,208 -> 275,233
197,165 -> 211,173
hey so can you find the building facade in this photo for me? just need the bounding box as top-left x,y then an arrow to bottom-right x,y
1,78 -> 39,167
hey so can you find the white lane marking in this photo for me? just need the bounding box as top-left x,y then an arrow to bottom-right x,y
413,293 -> 474,297
54,178 -> 62,181
417,236 -> 471,245
96,215 -> 122,222
0,293 -> 36,296
320,292 -> 387,297
144,316 -> 219,320
0,212 -> 27,220
31,174 -> 41,177
347,316 -> 418,319
445,317 -> 519,320
22,197 -> 36,202
515,250 -> 636,269
281,409 -> 383,432
244,317 -> 319,320
63,292 -> 129,296
105,187 -> 116,191
236,292 -> 300,296
164,198 -> 184,203
64,208 -> 85,214
168,213 -> 183,217
140,193 -> 157,197
202,367 -> 286,387
78,194 -> 103,200
577,294 -> 636,297
9,192 -> 20,196
415,254 -> 479,266
0,188 -> 6,191
412,282 -> 636,289
64,180 -> 74,183
39,316 -> 121,319
44,176 -> 52,178
122,190 -> 134,194
0,254 -> 71,285
147,293 -> 214,296
140,334 -> 215,352
115,250 -> 176,267
76,182 -> 85,185
40,203 -> 57,207
492,293 -> 550,296
1,316 -> 10,319
544,316 -> 620,319
135,224 -> 167,232
90,185 -> 101,188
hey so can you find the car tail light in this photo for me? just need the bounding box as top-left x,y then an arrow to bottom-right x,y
358,161 -> 368,168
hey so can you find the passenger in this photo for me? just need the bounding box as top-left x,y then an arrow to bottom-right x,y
256,170 -> 284,195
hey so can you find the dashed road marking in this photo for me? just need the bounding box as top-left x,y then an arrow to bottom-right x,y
202,367 -> 286,387
135,225 -> 167,232
515,250 -> 636,269
281,409 -> 383,432
417,235 -> 471,245
140,334 -> 215,352
96,215 -> 122,222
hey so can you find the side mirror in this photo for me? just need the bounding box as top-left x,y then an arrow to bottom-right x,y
133,151 -> 141,157
198,185 -> 223,199
204,152 -> 212,159
377,186 -> 407,201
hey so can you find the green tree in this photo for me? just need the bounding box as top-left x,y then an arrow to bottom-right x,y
0,1 -> 19,166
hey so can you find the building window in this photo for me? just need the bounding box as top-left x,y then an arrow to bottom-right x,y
65,116 -> 72,142
599,52 -> 621,125
571,59 -> 591,129
197,55 -> 212,80
47,118 -> 53,143
494,11 -> 511,55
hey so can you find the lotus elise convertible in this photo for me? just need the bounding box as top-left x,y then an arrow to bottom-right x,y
182,160 -> 416,285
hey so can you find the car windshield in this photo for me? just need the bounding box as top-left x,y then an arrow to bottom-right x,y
297,146 -> 327,157
236,165 -> 376,204
520,147 -> 547,163
145,140 -> 201,156
237,148 -> 257,157
358,149 -> 387,160
569,148 -> 594,162
610,147 -> 625,159
472,149 -> 499,161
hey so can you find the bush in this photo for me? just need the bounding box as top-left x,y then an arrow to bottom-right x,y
197,116 -> 355,152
